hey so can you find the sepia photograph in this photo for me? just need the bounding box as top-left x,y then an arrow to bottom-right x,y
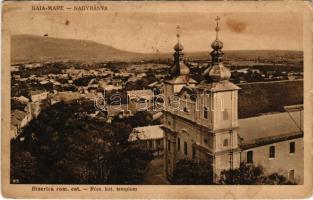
2,1 -> 312,198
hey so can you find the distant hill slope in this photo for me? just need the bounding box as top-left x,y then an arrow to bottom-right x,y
238,79 -> 303,119
11,34 -> 303,64
11,34 -> 154,64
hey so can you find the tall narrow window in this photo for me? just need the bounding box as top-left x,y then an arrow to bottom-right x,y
223,109 -> 229,120
192,146 -> 196,159
223,139 -> 229,147
247,151 -> 253,163
184,142 -> 188,156
290,142 -> 295,154
168,141 -> 171,152
288,169 -> 295,182
204,107 -> 208,119
269,146 -> 275,158
177,137 -> 181,151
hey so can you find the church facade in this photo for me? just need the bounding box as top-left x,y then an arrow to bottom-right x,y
162,17 -> 303,184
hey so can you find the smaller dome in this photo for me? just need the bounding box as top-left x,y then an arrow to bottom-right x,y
202,63 -> 231,82
211,39 -> 223,50
173,42 -> 184,51
169,61 -> 190,77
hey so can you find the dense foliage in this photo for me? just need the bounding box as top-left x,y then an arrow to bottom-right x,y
219,162 -> 296,185
172,159 -> 213,185
11,100 -> 153,184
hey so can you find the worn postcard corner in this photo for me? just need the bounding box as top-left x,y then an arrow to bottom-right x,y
1,1 -> 313,199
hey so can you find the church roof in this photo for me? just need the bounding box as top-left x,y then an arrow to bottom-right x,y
169,61 -> 190,77
238,110 -> 303,149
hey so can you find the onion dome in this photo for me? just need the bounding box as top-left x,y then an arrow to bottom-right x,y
173,42 -> 184,51
168,25 -> 190,78
203,16 -> 231,82
211,39 -> 223,50
202,63 -> 231,82
169,60 -> 190,77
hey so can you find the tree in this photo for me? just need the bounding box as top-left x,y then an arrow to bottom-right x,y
219,162 -> 296,185
172,159 -> 213,185
11,100 -> 153,184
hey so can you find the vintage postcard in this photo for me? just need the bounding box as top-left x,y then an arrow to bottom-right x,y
1,1 -> 313,198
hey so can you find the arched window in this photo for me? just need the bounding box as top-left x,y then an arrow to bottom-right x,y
204,107 -> 208,119
269,146 -> 275,158
184,142 -> 188,155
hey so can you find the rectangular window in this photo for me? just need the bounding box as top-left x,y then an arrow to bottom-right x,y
269,146 -> 275,158
184,142 -> 188,156
177,137 -> 181,151
204,107 -> 208,119
290,142 -> 295,154
168,141 -> 171,152
223,139 -> 229,147
288,169 -> 295,182
223,109 -> 229,120
247,151 -> 253,163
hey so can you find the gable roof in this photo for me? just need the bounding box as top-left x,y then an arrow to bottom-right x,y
238,110 -> 302,149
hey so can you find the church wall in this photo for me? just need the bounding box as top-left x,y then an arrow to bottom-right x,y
214,130 -> 239,152
213,91 -> 238,131
214,151 -> 241,180
241,137 -> 304,184
196,92 -> 213,129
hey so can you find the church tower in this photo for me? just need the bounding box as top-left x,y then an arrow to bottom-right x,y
163,26 -> 197,177
198,16 -> 241,180
163,18 -> 241,182
164,26 -> 197,109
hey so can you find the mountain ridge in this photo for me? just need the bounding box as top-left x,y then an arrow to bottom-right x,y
11,34 -> 303,64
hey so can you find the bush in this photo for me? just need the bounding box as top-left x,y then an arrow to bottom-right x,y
172,159 -> 213,185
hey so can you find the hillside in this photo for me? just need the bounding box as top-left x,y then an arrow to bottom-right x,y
238,79 -> 303,118
11,34 -> 303,64
11,35 -> 155,64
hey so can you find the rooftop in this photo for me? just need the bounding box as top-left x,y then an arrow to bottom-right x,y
129,125 -> 164,142
11,110 -> 28,127
238,109 -> 303,148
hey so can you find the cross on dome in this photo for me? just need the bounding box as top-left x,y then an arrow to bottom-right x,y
173,25 -> 184,51
176,25 -> 180,42
215,16 -> 220,39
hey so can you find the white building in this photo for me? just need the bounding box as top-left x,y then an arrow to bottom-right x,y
129,125 -> 164,156
163,18 -> 303,184
29,90 -> 49,102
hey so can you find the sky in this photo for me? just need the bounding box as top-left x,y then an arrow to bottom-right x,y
8,6 -> 303,53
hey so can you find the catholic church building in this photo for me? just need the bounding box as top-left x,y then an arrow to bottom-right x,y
162,17 -> 304,184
